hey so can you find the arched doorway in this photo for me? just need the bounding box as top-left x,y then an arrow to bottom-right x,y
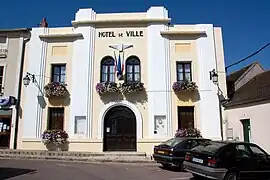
103,105 -> 137,151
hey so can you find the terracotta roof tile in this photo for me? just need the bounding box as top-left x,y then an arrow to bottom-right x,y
225,70 -> 270,107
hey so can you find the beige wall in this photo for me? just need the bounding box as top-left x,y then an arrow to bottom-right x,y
225,101 -> 270,153
0,31 -> 30,149
92,26 -> 149,139
0,32 -> 29,97
234,63 -> 264,91
169,32 -> 201,132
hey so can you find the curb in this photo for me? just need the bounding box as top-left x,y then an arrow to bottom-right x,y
0,155 -> 156,164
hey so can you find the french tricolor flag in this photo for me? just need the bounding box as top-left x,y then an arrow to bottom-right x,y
117,54 -> 122,78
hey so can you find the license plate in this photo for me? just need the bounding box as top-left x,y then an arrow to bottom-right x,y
158,150 -> 165,154
192,157 -> 203,163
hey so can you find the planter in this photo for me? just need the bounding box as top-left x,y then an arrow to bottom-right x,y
42,129 -> 69,151
96,82 -> 119,94
45,142 -> 69,151
44,82 -> 68,98
172,81 -> 198,92
120,82 -> 145,94
175,128 -> 202,138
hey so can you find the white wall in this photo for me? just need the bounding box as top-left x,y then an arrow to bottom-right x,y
226,101 -> 270,153
196,24 -> 222,140
69,9 -> 96,138
22,28 -> 48,138
147,7 -> 172,138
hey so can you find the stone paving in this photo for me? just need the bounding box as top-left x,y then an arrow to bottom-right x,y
0,159 -> 194,180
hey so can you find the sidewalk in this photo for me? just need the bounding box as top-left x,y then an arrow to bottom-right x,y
0,149 -> 155,164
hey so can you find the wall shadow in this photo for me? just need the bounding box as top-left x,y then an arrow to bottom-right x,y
174,90 -> 200,102
0,167 -> 36,179
37,95 -> 47,109
45,142 -> 69,151
162,34 -> 207,41
124,90 -> 148,104
99,92 -> 124,104
48,94 -> 71,107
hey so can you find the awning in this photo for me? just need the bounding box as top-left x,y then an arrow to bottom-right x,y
0,109 -> 12,116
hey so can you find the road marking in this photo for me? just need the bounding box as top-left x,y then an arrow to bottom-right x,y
170,177 -> 193,180
57,164 -> 69,167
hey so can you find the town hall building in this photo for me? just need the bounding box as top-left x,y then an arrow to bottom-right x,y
17,6 -> 227,154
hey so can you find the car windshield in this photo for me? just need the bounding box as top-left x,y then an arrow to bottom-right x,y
162,138 -> 184,147
192,141 -> 226,154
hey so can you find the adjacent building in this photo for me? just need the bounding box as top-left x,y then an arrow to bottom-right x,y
0,28 -> 31,149
224,62 -> 270,153
18,6 -> 227,154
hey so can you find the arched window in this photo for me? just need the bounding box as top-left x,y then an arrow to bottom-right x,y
100,56 -> 115,82
125,56 -> 141,83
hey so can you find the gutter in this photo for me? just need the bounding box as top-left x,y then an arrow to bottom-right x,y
13,37 -> 30,149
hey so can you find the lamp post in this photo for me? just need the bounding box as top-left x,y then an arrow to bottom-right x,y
209,69 -> 224,140
23,72 -> 36,86
209,69 -> 218,84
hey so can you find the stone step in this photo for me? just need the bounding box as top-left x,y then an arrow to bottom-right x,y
0,149 -> 155,164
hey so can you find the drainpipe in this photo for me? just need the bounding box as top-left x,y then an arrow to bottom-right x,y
13,37 -> 30,149
212,28 -> 224,141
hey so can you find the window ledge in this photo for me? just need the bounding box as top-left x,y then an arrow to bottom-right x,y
160,30 -> 206,36
39,33 -> 83,40
71,18 -> 171,26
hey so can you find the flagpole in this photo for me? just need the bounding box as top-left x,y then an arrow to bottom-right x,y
122,50 -> 125,75
114,51 -> 117,73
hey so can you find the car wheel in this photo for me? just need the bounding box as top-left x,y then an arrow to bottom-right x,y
161,163 -> 170,169
224,171 -> 237,180
192,173 -> 203,179
179,163 -> 184,172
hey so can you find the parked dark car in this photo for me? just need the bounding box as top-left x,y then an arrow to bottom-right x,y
152,137 -> 211,170
183,141 -> 270,180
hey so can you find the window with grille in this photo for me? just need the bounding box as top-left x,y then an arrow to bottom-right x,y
48,108 -> 64,130
125,56 -> 141,83
100,56 -> 115,82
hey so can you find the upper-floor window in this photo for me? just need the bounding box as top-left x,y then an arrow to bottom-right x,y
101,56 -> 115,82
126,56 -> 141,83
0,37 -> 7,58
51,64 -> 66,83
0,66 -> 4,92
0,36 -> 7,48
176,62 -> 192,81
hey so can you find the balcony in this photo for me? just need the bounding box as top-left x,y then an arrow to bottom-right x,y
0,49 -> 7,58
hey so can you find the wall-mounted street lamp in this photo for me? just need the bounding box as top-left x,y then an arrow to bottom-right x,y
23,72 -> 36,86
209,69 -> 218,85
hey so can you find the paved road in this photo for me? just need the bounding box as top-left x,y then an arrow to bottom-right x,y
0,159 -> 194,180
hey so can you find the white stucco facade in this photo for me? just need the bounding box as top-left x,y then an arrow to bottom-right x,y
18,6 -> 226,154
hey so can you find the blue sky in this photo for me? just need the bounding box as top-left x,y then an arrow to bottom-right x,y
2,0 -> 270,74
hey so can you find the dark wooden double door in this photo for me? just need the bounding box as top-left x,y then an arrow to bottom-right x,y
103,106 -> 136,151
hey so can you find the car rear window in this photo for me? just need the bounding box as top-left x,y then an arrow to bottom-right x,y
192,141 -> 226,154
163,138 -> 184,147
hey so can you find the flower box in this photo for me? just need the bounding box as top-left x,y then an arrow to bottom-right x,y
120,82 -> 145,94
175,128 -> 202,138
44,82 -> 68,98
95,82 -> 119,94
41,129 -> 69,148
172,81 -> 198,92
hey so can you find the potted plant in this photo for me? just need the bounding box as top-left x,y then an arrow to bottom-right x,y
44,82 -> 68,98
95,82 -> 119,94
120,82 -> 145,94
175,128 -> 202,138
41,129 -> 69,151
172,80 -> 198,92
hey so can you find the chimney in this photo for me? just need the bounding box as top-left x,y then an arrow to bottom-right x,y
39,17 -> 48,27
